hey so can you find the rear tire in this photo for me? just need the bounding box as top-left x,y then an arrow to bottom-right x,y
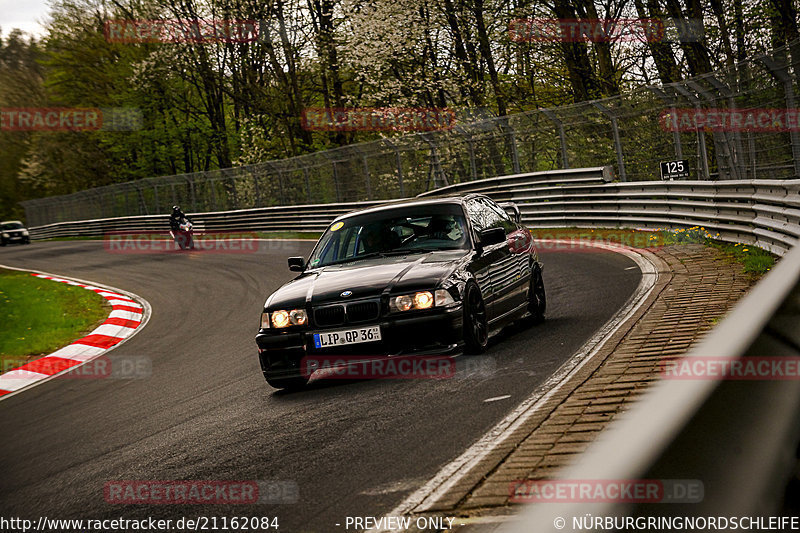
463,282 -> 488,354
266,375 -> 309,390
528,264 -> 546,323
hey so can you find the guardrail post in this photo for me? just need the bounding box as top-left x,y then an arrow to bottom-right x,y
760,55 -> 800,178
648,86 -> 684,162
420,133 -> 450,191
152,184 -> 160,214
382,138 -> 405,197
187,176 -> 198,212
498,117 -> 521,174
687,80 -> 740,180
672,85 -> 711,180
264,162 -> 286,206
351,145 -> 372,200
539,108 -> 569,169
454,125 -> 478,181
707,75 -> 747,179
332,160 -> 341,203
362,155 -> 372,200
591,102 -> 626,182
302,166 -> 312,203
209,175 -> 218,211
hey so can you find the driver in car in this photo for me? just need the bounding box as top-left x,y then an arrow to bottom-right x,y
360,223 -> 398,254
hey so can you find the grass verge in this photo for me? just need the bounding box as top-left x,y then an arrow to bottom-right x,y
528,226 -> 776,278
0,268 -> 110,372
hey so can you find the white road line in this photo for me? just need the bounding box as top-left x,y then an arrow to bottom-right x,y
484,395 -> 512,403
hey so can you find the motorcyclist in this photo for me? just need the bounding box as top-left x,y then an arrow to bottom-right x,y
169,205 -> 194,250
169,205 -> 190,231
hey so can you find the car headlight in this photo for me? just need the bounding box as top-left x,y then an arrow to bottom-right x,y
391,290 -> 455,312
414,291 -> 434,309
267,309 -> 308,328
21,230 -> 29,236
1,233 -> 8,238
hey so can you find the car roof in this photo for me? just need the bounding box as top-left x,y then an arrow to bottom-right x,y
333,194 -> 485,222
1,220 -> 24,225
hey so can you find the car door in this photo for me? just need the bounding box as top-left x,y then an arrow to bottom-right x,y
475,197 -> 527,320
464,198 -> 497,318
482,197 -> 531,312
465,197 -> 517,322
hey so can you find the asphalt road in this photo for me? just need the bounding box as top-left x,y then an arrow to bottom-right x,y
0,240 -> 640,532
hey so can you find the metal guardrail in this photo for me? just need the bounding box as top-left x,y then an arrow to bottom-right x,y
28,167 -> 799,259
28,168 -> 610,239
28,201 -> 381,240
504,232 -> 800,531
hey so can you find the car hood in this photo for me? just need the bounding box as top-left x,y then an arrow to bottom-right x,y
266,250 -> 468,308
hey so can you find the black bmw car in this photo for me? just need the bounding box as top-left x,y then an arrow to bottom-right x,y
255,194 -> 546,389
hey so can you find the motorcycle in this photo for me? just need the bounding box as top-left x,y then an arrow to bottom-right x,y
170,218 -> 195,250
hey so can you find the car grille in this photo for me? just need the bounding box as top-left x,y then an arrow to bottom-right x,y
314,305 -> 345,327
313,300 -> 381,327
346,301 -> 379,323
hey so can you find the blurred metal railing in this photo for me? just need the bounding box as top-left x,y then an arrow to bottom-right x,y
503,227 -> 800,532
28,167 -> 800,259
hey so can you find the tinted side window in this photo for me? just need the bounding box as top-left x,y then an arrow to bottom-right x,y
465,199 -> 492,233
467,198 -> 512,234
481,198 -> 517,234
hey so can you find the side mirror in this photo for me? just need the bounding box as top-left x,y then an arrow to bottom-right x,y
500,202 -> 521,223
288,256 -> 306,272
478,227 -> 506,248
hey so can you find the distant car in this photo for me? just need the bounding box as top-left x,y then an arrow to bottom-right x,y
1,221 -> 30,246
255,194 -> 546,390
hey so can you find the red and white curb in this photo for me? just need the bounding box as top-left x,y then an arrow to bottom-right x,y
0,266 -> 151,400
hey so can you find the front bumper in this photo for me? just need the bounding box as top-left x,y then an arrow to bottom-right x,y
255,304 -> 463,380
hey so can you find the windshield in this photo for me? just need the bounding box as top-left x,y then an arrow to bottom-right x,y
308,206 -> 469,268
2,222 -> 24,230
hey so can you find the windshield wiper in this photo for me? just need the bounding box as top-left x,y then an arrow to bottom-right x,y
382,248 -> 452,255
321,252 -> 387,266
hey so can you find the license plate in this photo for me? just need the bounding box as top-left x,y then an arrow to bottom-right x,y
313,326 -> 381,348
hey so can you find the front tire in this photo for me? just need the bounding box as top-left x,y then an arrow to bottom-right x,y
528,264 -> 546,323
463,282 -> 488,354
